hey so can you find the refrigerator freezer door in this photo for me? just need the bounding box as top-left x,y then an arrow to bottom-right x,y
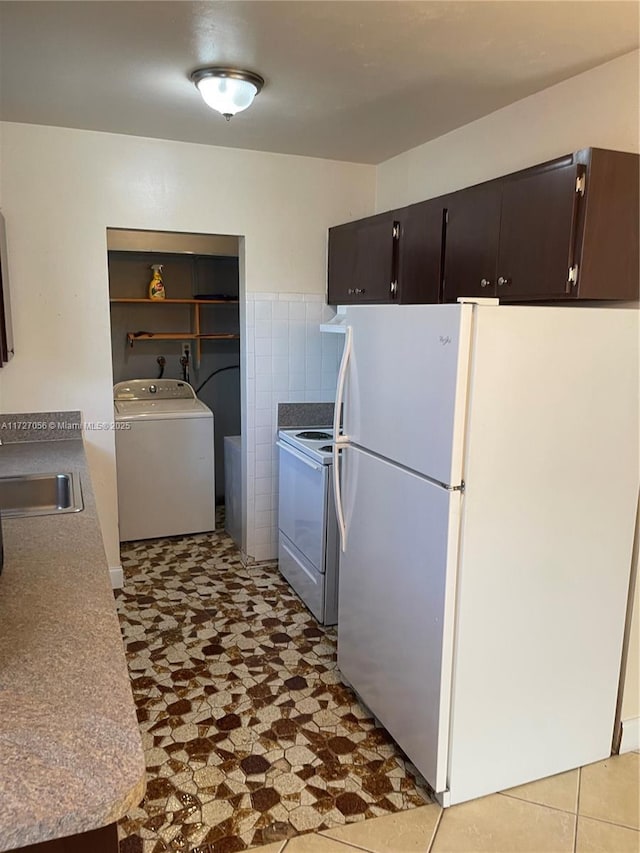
343,304 -> 472,486
338,444 -> 461,794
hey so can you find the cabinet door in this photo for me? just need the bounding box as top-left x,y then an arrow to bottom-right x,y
442,183 -> 501,302
352,212 -> 397,302
396,199 -> 446,303
328,212 -> 396,304
496,160 -> 580,300
0,212 -> 14,365
573,148 -> 639,301
327,220 -> 357,304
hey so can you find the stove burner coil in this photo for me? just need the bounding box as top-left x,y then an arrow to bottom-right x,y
295,430 -> 332,440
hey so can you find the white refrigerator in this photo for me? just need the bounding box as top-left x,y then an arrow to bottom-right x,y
331,301 -> 639,806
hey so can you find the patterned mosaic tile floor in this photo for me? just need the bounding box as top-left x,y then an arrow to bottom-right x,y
115,515 -> 432,853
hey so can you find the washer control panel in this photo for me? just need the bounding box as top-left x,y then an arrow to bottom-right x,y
114,379 -> 196,401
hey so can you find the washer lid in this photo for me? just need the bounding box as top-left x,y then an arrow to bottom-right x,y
114,397 -> 212,420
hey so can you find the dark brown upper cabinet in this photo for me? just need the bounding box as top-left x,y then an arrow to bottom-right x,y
329,147 -> 639,307
394,199 -> 446,304
327,212 -> 398,304
572,148 -> 639,301
442,182 -> 502,301
327,200 -> 446,305
444,154 -> 583,302
495,157 -> 581,300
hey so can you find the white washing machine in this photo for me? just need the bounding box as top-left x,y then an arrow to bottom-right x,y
114,379 -> 215,541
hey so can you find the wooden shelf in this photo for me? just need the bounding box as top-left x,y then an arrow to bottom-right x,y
108,252 -> 241,367
115,297 -> 240,363
111,298 -> 238,305
127,332 -> 239,345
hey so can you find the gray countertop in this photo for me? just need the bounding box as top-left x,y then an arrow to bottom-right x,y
0,439 -> 146,851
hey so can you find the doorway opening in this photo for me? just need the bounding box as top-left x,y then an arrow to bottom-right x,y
106,227 -> 242,547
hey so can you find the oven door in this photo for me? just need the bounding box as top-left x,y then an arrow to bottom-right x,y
277,440 -> 328,572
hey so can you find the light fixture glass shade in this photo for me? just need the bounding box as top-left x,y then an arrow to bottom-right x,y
191,68 -> 264,120
196,76 -> 257,116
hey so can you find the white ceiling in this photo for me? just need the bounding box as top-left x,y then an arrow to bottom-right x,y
1,1 -> 638,164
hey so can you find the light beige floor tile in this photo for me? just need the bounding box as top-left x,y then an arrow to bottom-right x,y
431,793 -> 575,853
250,844 -> 287,853
579,752 -> 640,830
575,816 -> 640,853
322,804 -> 442,852
284,833 -> 361,852
501,769 -> 580,813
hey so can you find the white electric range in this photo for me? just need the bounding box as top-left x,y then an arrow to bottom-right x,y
276,427 -> 339,625
278,428 -> 334,463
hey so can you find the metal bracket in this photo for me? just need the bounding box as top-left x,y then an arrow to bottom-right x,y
568,264 -> 579,286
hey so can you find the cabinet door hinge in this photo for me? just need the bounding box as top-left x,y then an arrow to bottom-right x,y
390,280 -> 398,296
568,264 -> 579,286
575,174 -> 586,196
392,223 -> 400,240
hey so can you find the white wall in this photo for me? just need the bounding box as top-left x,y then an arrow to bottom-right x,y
106,229 -> 239,255
376,50 -> 640,210
0,122 -> 374,569
375,48 -> 640,742
620,506 -> 640,751
243,292 -> 342,562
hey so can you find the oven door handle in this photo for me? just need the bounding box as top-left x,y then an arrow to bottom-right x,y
333,324 -> 352,552
276,441 -> 323,471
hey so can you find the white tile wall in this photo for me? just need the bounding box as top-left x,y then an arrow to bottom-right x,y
242,292 -> 343,562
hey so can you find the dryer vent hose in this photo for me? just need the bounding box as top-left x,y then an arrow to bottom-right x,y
196,364 -> 240,394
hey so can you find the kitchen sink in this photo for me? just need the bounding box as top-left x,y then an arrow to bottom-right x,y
0,472 -> 83,518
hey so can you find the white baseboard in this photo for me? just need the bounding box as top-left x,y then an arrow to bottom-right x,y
110,565 -> 124,589
620,717 -> 640,753
240,550 -> 278,569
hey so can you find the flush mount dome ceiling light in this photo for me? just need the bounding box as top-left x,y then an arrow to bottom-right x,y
191,67 -> 264,121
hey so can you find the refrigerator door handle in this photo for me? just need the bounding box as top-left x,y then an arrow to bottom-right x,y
333,325 -> 352,552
